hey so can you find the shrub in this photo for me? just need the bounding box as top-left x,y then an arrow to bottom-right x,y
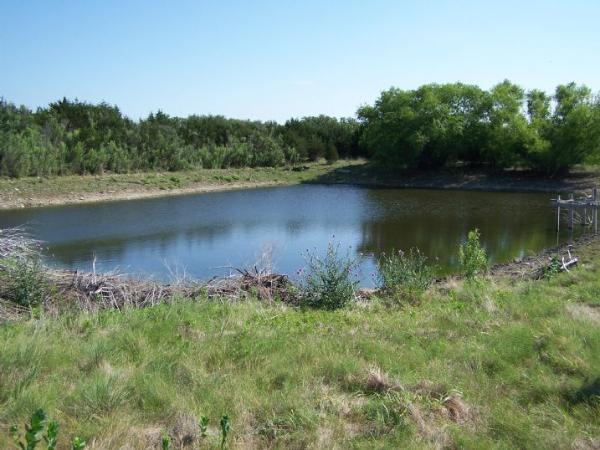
377,248 -> 435,301
542,256 -> 562,280
458,229 -> 488,279
1,257 -> 47,307
325,142 -> 339,163
298,242 -> 359,310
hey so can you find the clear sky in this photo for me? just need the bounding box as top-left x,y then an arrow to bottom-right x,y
1,0 -> 599,121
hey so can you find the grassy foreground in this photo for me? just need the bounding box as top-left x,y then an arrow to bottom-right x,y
1,245 -> 599,449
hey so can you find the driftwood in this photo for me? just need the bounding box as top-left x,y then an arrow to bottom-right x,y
559,248 -> 578,272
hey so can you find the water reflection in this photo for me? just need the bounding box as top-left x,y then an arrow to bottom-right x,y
0,185 -> 576,284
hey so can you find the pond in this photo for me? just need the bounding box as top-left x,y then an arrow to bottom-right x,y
0,185 -> 571,286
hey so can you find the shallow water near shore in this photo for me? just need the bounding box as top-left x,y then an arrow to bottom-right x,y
0,184 -> 580,286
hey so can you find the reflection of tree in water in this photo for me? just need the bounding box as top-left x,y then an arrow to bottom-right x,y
357,189 -> 561,272
46,222 -> 239,267
6,185 -> 570,279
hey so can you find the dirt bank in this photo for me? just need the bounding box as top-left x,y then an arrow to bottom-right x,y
0,180 -> 290,209
310,164 -> 600,194
0,161 -> 366,209
1,162 -> 599,210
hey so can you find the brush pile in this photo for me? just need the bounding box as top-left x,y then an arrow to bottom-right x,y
205,266 -> 294,303
0,227 -> 41,264
49,268 -> 201,311
0,227 -> 297,319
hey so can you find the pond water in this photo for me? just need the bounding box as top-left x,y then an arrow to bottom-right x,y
0,185 -> 571,286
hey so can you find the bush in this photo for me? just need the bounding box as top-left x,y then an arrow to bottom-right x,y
1,257 -> 47,307
458,229 -> 488,279
377,248 -> 435,301
298,242 -> 359,310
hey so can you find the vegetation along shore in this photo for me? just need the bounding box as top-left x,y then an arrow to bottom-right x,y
0,225 -> 598,448
4,161 -> 600,209
2,80 -> 600,209
3,2 -> 599,449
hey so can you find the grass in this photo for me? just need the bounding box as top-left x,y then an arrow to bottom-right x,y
0,160 -> 364,209
0,243 -> 598,449
3,160 -> 600,210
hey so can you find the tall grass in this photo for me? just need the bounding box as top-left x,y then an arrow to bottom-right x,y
1,248 -> 599,448
377,248 -> 435,302
0,233 -> 598,447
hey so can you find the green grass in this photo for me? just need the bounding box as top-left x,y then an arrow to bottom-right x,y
0,160 -> 364,208
1,245 -> 599,448
4,161 -> 600,210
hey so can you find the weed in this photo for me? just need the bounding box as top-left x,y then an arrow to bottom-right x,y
458,229 -> 488,279
1,234 -> 599,448
44,421 -> 59,450
10,409 -> 85,450
377,248 -> 435,302
220,415 -> 231,449
161,432 -> 170,450
1,258 -> 47,307
199,416 -> 209,437
71,437 -> 86,450
11,408 -> 46,450
543,256 -> 562,280
298,242 -> 359,310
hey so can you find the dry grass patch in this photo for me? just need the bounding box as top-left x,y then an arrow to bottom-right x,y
567,302 -> 600,323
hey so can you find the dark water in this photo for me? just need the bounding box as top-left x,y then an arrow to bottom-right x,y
0,185 -> 569,286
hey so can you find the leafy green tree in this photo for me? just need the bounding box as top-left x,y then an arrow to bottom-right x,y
482,80 -> 529,169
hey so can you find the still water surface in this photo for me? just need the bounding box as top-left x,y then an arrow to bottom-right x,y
0,185 -> 568,286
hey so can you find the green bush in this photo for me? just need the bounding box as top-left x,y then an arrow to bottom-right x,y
458,229 -> 488,279
542,256 -> 562,280
1,258 -> 47,307
377,248 -> 435,301
298,242 -> 359,310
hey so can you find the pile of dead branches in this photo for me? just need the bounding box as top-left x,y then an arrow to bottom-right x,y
0,227 -> 41,265
47,265 -> 296,313
0,227 -> 299,319
48,267 -> 201,312
205,266 -> 295,303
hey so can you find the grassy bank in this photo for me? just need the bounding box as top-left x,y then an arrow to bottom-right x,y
1,242 -> 599,448
0,160 -> 363,209
3,161 -> 600,210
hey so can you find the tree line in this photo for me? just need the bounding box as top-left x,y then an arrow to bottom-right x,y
1,80 -> 599,178
358,81 -> 600,175
0,99 -> 362,177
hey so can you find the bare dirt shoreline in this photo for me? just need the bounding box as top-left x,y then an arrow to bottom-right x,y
1,163 -> 600,210
0,180 -> 290,210
310,164 -> 600,194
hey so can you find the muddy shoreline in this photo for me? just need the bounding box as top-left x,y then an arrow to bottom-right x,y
309,165 -> 600,195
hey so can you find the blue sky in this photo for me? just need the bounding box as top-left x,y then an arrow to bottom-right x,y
1,0 -> 599,121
